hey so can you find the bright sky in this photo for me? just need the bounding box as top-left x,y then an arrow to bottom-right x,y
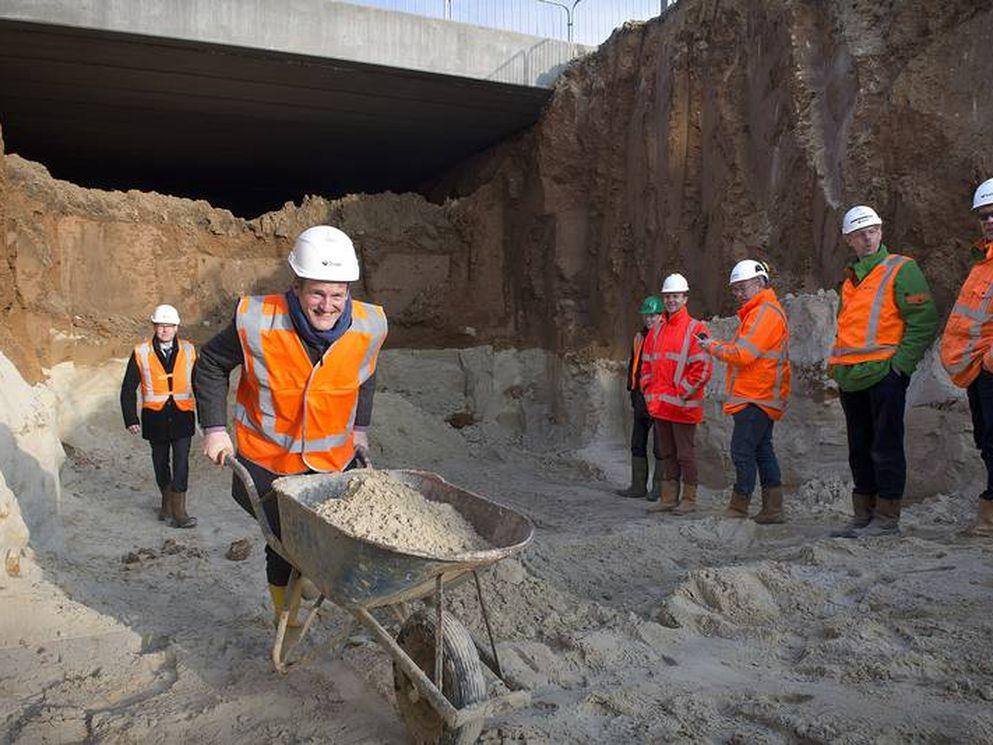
344,0 -> 673,46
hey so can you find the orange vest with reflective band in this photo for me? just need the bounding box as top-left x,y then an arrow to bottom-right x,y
629,331 -> 645,390
940,241 -> 993,388
234,294 -> 388,475
829,254 -> 910,366
134,339 -> 196,412
712,289 -> 791,421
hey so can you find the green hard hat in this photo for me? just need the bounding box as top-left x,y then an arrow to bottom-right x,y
639,295 -> 664,314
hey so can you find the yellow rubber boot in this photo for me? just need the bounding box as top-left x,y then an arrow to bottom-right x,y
268,584 -> 302,628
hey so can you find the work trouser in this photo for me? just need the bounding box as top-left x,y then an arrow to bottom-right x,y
967,369 -> 993,498
232,453 -> 358,587
654,420 -> 698,484
150,437 -> 191,493
730,404 -> 781,496
839,367 -> 909,502
630,391 -> 661,459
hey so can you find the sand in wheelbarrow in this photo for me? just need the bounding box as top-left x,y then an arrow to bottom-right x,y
313,470 -> 492,556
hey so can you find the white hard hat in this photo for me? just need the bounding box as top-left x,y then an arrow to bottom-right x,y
150,304 -> 180,325
661,273 -> 690,293
842,205 -> 882,235
973,178 -> 993,211
728,259 -> 769,286
287,225 -> 360,282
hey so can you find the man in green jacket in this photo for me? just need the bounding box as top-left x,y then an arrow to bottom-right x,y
829,205 -> 939,537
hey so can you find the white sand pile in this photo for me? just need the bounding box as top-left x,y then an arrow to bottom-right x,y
313,470 -> 491,556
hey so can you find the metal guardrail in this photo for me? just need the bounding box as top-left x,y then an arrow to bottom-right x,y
347,0 -> 678,46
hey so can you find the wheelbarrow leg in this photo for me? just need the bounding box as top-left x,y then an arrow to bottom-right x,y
272,569 -> 322,674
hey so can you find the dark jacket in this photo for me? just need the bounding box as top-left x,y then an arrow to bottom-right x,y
120,337 -> 197,442
192,305 -> 376,433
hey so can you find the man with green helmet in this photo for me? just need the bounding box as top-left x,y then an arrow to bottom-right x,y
616,295 -> 664,499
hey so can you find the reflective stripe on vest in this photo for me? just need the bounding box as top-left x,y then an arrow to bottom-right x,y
642,319 -> 707,407
829,255 -> 909,363
135,339 -> 195,412
724,303 -> 789,411
234,295 -> 387,473
941,249 -> 993,383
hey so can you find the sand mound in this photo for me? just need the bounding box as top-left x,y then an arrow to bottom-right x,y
312,470 -> 491,556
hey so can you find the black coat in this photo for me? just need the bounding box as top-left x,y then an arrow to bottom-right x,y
120,337 -> 196,442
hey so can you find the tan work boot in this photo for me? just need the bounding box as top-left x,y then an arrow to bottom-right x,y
967,499 -> 993,537
157,486 -> 170,521
168,488 -> 197,529
648,480 -> 680,512
831,492 -> 876,537
723,491 -> 750,518
753,485 -> 784,524
852,498 -> 901,537
673,483 -> 697,514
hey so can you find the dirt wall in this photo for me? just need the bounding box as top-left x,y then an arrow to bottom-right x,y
435,0 -> 993,356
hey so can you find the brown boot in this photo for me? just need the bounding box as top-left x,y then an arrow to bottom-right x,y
158,486 -> 170,521
831,492 -> 876,537
168,488 -> 197,529
673,483 -> 697,515
852,497 -> 900,537
753,485 -> 784,524
967,499 -> 993,537
648,480 -> 680,512
723,491 -> 750,518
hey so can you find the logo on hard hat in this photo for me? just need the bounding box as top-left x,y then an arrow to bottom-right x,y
321,259 -> 342,267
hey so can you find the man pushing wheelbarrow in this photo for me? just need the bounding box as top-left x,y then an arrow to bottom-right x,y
194,225 -> 533,743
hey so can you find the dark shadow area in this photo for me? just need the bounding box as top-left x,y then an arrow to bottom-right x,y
0,20 -> 551,218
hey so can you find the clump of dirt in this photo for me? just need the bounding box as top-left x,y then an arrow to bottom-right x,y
313,470 -> 491,556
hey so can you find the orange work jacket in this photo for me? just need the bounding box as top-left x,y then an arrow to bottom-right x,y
134,339 -> 196,412
640,306 -> 712,424
628,331 -> 646,391
710,288 -> 791,420
941,241 -> 993,388
234,294 -> 388,474
828,254 -> 910,366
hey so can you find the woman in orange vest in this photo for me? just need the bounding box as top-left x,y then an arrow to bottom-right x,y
120,304 -> 198,528
700,260 -> 790,523
616,295 -> 664,500
829,206 -> 937,538
940,178 -> 993,535
640,273 -> 712,513
194,225 -> 387,629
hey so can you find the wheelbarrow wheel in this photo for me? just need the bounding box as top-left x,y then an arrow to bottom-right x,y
393,610 -> 486,745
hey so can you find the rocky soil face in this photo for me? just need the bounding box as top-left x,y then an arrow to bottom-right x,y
4,0 -> 992,379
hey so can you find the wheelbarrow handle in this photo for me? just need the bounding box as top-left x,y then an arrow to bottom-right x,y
223,453 -> 287,557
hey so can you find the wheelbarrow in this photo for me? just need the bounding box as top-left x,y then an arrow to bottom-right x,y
226,456 -> 535,744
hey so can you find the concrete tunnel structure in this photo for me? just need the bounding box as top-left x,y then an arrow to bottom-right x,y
0,0 -> 590,216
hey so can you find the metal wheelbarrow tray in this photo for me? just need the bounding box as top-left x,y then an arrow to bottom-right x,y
227,458 -> 534,744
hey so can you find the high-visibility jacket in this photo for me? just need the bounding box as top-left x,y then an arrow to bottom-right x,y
134,339 -> 196,412
710,288 -> 790,420
828,253 -> 911,366
627,330 -> 647,391
941,240 -> 993,388
234,294 -> 388,474
639,306 -> 712,424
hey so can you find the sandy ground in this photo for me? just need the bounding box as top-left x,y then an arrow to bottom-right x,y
5,374 -> 993,744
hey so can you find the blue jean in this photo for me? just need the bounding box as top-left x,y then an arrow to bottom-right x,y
730,404 -> 781,496
966,369 -> 993,498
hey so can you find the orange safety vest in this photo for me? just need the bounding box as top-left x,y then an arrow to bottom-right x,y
640,307 -> 712,424
711,288 -> 790,420
828,254 -> 910,365
940,241 -> 993,388
629,331 -> 645,390
234,294 -> 388,475
134,339 -> 196,412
